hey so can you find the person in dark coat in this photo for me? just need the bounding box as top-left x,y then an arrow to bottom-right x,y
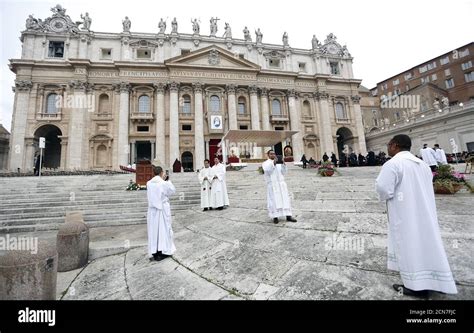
331,153 -> 338,166
358,153 -> 365,166
301,154 -> 308,169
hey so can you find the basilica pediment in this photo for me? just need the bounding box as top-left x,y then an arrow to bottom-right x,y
165,45 -> 260,71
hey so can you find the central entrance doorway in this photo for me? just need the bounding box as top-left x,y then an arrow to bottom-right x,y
136,141 -> 152,162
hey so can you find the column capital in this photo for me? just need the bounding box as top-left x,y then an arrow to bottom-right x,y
249,85 -> 258,95
287,89 -> 298,98
192,82 -> 204,94
313,91 -> 329,100
226,84 -> 236,94
351,95 -> 361,104
153,82 -> 167,94
259,87 -> 269,97
113,82 -> 131,93
14,80 -> 33,92
69,80 -> 91,92
168,81 -> 180,92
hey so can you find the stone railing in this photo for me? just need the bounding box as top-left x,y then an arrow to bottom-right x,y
365,101 -> 474,137
36,111 -> 61,121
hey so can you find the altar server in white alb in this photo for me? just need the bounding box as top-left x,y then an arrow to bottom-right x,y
147,166 -> 176,261
210,157 -> 229,210
419,143 -> 438,171
434,144 -> 448,165
199,159 -> 212,211
262,150 -> 297,224
376,134 -> 457,297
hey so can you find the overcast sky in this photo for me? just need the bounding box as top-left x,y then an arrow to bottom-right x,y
1,0 -> 473,132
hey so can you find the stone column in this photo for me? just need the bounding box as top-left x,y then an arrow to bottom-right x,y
130,140 -> 136,164
154,82 -> 166,166
249,85 -> 261,158
150,140 -> 155,160
169,82 -> 180,168
116,82 -> 131,167
9,80 -> 32,171
287,89 -> 303,160
67,80 -> 89,170
351,95 -> 367,155
315,91 -> 333,157
226,84 -> 237,130
24,137 -> 35,172
193,82 -> 205,170
260,88 -> 271,131
59,137 -> 68,170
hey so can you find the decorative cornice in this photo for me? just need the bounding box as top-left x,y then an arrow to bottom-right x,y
287,89 -> 297,98
113,82 -> 131,93
314,91 -> 329,100
249,85 -> 258,95
192,82 -> 204,94
259,87 -> 269,97
351,95 -> 361,104
226,84 -> 236,94
168,81 -> 180,92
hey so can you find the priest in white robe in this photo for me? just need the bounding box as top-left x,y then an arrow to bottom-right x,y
419,144 -> 438,171
147,165 -> 176,261
376,134 -> 457,296
262,150 -> 297,224
434,144 -> 448,165
210,157 -> 229,210
199,159 -> 212,211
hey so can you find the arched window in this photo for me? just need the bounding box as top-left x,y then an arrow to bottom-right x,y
303,100 -> 311,117
238,97 -> 246,114
46,93 -> 58,114
138,95 -> 150,113
335,102 -> 345,119
182,95 -> 191,113
98,94 -> 110,114
272,99 -> 281,115
210,95 -> 220,112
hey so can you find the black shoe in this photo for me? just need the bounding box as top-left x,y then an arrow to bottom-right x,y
273,218 -> 279,224
203,208 -> 208,211
286,216 -> 297,222
158,254 -> 172,260
217,207 -> 224,210
393,284 -> 429,298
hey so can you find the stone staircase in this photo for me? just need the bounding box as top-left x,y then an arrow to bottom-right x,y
0,172 -> 201,233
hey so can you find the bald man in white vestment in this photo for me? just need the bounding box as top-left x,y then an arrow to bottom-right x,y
376,134 -> 457,297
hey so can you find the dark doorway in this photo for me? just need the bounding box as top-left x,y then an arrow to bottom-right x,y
181,151 -> 193,172
336,127 -> 354,159
136,141 -> 152,162
34,125 -> 62,169
209,139 -> 222,166
274,142 -> 283,156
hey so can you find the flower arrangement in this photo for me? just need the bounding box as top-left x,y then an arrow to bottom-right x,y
317,161 -> 338,177
432,164 -> 473,194
125,180 -> 147,191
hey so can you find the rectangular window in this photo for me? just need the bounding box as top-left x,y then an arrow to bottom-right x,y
275,126 -> 284,131
239,54 -> 245,59
269,59 -> 280,67
445,78 -> 455,89
444,68 -> 451,76
330,62 -> 340,75
298,62 -> 306,72
427,61 -> 437,70
137,126 -> 149,132
406,84 -> 410,91
395,112 -> 400,120
440,56 -> 450,65
48,41 -> 64,58
137,49 -> 151,59
404,72 -> 412,80
181,49 -> 190,55
239,125 -> 248,130
101,48 -> 112,59
393,79 -> 399,85
459,48 -> 470,57
383,83 -> 388,90
461,61 -> 472,70
465,72 -> 474,83
419,65 -> 427,73
371,88 -> 378,96
431,73 -> 437,81
182,124 -> 192,131
421,77 -> 429,84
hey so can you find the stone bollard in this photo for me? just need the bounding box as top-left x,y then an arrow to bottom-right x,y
0,240 -> 58,300
57,212 -> 89,272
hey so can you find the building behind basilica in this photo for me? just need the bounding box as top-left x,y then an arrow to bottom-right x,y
8,4 -> 366,172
